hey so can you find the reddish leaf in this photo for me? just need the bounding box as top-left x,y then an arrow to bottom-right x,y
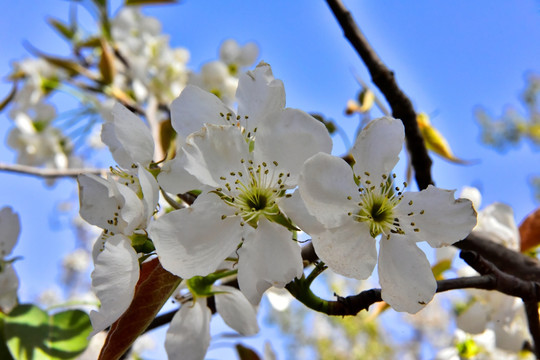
520,207 -> 540,252
98,258 -> 181,360
236,344 -> 261,360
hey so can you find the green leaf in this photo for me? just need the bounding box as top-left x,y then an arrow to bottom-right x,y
125,0 -> 177,5
46,18 -> 75,40
431,259 -> 452,280
3,305 -> 92,360
0,314 -> 15,360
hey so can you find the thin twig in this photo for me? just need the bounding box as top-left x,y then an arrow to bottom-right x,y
0,162 -> 106,178
326,0 -> 433,190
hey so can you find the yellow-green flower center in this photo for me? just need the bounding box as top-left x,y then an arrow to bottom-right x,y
213,159 -> 292,228
348,172 -> 405,238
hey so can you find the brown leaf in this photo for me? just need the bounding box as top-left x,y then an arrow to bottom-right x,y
236,344 -> 262,360
99,39 -> 116,85
98,258 -> 181,360
126,0 -> 177,5
0,81 -> 17,113
519,207 -> 540,252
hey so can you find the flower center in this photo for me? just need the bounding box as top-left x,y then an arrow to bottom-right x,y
213,159 -> 292,228
348,172 -> 405,238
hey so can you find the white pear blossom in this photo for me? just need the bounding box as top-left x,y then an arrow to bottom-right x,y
159,62 -> 288,195
79,104 -> 160,335
101,103 -> 155,172
111,7 -> 190,103
189,61 -> 238,106
7,102 -> 71,169
435,328 -> 531,360
166,284 -> 258,360
150,63 -> 332,304
187,39 -> 258,107
78,172 -> 151,334
0,206 -> 21,312
219,39 -> 259,77
10,57 -> 66,110
297,116 -> 477,313
89,235 -> 139,335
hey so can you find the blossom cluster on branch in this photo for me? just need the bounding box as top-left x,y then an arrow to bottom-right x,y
0,1 -> 538,360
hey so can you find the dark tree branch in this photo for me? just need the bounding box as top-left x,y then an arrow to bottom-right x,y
325,0 -> 433,190
286,273 -> 506,317
455,233 -> 540,282
524,299 -> 540,359
459,250 -> 540,300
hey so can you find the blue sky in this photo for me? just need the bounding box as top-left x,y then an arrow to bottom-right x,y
1,0 -> 539,358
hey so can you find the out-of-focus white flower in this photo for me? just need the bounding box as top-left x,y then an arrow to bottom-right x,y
297,117 -> 477,313
266,288 -> 293,312
11,58 -> 65,109
63,248 -> 91,274
0,207 -> 21,312
219,39 -> 259,76
111,7 -> 190,103
7,102 -> 71,169
188,39 -> 259,107
435,328 -> 531,360
37,287 -> 63,308
189,61 -> 238,106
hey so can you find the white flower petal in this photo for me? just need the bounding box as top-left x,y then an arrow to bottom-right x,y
351,116 -> 404,180
170,85 -> 232,142
298,153 -> 358,228
378,236 -> 437,313
237,220 -> 303,304
183,124 -> 251,187
219,39 -> 240,64
255,108 -> 332,184
456,301 -> 489,334
214,285 -> 259,336
475,202 -> 518,250
138,166 -> 159,225
396,185 -> 477,248
0,207 -> 20,257
278,190 -> 326,235
312,220 -> 377,280
0,263 -> 19,312
165,299 -> 211,360
148,192 -> 243,279
110,178 -> 145,235
101,103 -> 154,168
78,174 -> 122,230
157,150 -> 203,194
238,42 -> 259,67
236,62 -> 285,129
459,186 -> 482,210
89,235 -> 139,335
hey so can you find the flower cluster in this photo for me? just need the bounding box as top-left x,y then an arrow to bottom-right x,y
78,61 -> 478,359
